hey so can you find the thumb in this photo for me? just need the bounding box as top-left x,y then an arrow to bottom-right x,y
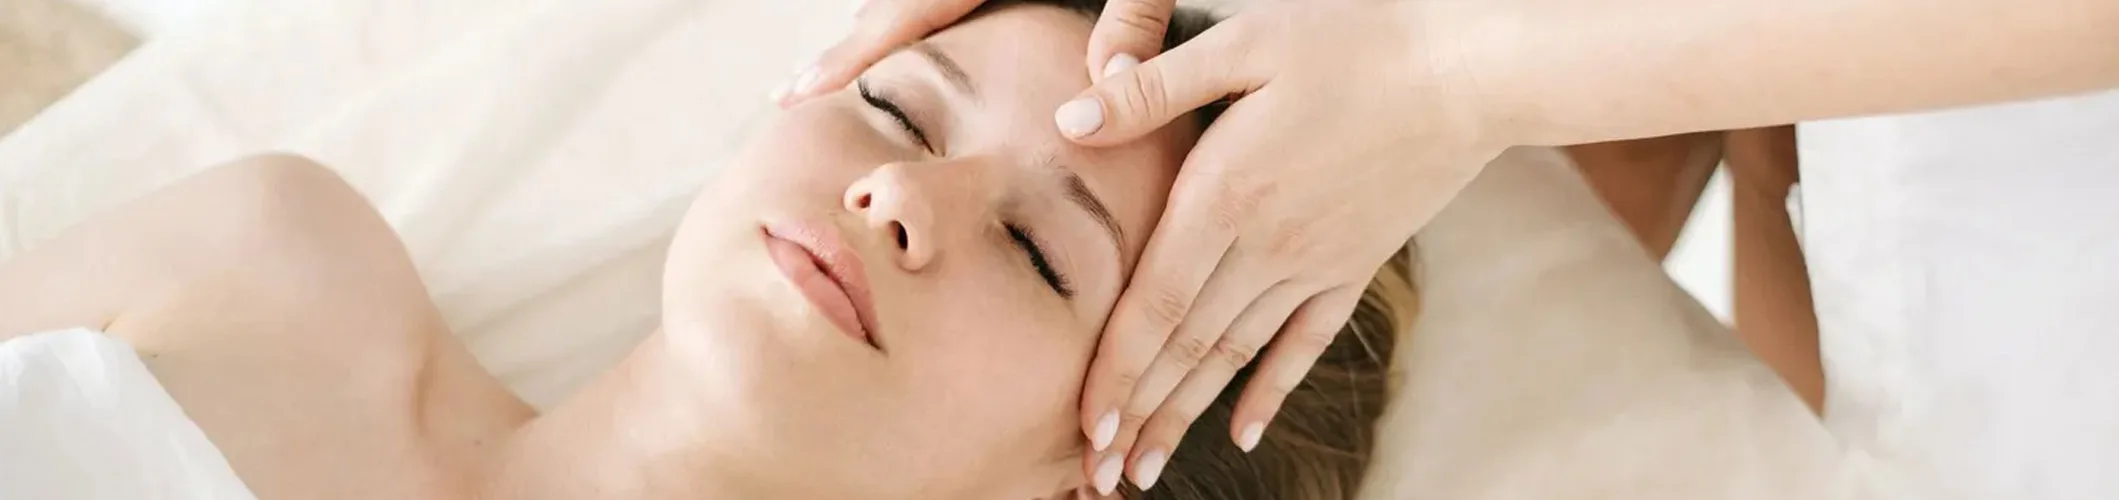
779,0 -> 982,105
1056,26 -> 1257,146
1084,0 -> 1180,82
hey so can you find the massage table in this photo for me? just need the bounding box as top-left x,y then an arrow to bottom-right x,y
0,0 -> 1843,497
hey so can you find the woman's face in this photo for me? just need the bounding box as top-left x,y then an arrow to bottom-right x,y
662,5 -> 1195,498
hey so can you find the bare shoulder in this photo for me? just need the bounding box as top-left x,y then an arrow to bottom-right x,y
0,155 -> 525,498
0,153 -> 445,368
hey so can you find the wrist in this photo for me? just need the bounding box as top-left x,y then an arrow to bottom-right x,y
1404,0 -> 1553,149
1421,0 -> 1686,147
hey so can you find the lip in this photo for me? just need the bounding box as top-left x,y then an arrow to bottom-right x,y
762,221 -> 883,352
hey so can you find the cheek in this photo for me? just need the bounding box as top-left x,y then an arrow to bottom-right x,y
669,110 -> 890,316
716,107 -> 897,200
890,277 -> 1096,453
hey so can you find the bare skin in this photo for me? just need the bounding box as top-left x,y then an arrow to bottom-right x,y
0,156 -> 527,499
1566,128 -> 1824,413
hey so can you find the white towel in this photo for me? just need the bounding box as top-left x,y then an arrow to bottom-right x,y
0,328 -> 255,500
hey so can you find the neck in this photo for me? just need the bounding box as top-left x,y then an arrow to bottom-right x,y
477,333 -> 788,500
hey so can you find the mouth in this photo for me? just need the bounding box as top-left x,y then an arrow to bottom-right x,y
762,222 -> 883,352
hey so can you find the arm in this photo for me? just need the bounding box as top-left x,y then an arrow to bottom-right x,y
1725,126 -> 1825,413
1454,0 -> 2119,145
1563,132 -> 1724,260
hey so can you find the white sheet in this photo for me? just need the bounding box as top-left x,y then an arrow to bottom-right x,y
1799,90 -> 2119,500
2,0 -> 852,406
1367,147 -> 1844,500
0,0 -> 1838,497
60,0 -> 229,37
0,328 -> 255,500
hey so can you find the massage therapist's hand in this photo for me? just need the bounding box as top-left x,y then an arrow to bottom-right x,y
1063,1 -> 1502,492
773,0 -> 1182,105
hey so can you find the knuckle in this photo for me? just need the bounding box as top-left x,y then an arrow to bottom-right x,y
1205,175 -> 1265,231
1142,284 -> 1195,328
1120,408 -> 1154,434
1265,224 -> 1310,257
1215,12 -> 1264,49
1167,335 -> 1214,370
1108,367 -> 1142,393
1167,401 -> 1204,430
1120,68 -> 1175,123
1263,375 -> 1300,403
1293,323 -> 1339,352
1108,2 -> 1173,40
1146,408 -> 1201,445
1212,339 -> 1260,369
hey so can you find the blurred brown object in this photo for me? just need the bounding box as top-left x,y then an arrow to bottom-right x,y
1565,132 -> 1725,260
0,0 -> 137,136
1565,127 -> 1825,414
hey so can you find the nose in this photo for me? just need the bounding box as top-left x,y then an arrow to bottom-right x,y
844,162 -> 975,270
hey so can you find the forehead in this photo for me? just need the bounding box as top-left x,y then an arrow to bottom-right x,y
918,6 -> 1193,265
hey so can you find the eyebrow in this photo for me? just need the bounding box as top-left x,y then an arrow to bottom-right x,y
910,41 -> 980,100
1049,158 -> 1127,258
897,42 -> 1123,261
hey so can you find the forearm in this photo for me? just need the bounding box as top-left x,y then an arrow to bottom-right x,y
1724,127 -> 1823,414
1450,0 -> 2119,145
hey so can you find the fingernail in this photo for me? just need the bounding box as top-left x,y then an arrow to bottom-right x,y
768,82 -> 791,103
1090,410 -> 1119,451
1133,449 -> 1168,490
790,66 -> 822,96
1101,53 -> 1140,78
1055,97 -> 1104,138
1237,423 -> 1265,452
1093,454 -> 1124,495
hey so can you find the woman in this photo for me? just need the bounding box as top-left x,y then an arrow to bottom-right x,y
795,0 -> 2119,491
0,2 -> 1408,499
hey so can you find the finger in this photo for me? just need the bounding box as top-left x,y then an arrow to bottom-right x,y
1054,17 -> 1260,145
1109,250 -> 1271,442
1084,0 -> 1179,81
1080,244 -> 1232,454
777,0 -> 983,106
1080,178 -> 1251,451
1229,285 -> 1368,449
1106,267 -> 1276,485
1083,446 -> 1128,497
1077,172 -> 1255,493
1127,283 -> 1307,489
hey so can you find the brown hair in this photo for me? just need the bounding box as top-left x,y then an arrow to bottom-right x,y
968,3 -> 1415,498
1128,248 -> 1414,500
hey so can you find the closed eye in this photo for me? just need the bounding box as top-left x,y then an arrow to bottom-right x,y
1006,223 -> 1074,299
857,79 -> 934,153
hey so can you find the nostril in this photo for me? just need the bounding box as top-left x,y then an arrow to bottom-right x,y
891,222 -> 909,250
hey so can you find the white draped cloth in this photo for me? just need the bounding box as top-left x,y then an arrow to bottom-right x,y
1800,89 -> 2119,500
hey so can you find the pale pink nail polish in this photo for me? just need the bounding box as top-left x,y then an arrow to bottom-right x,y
1093,454 -> 1123,495
1091,410 -> 1119,451
1101,53 -> 1140,78
1133,449 -> 1168,490
1237,423 -> 1265,452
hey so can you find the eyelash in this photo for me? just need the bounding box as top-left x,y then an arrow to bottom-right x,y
856,79 -> 1072,299
857,79 -> 935,153
1008,222 -> 1076,296
1007,223 -> 1075,299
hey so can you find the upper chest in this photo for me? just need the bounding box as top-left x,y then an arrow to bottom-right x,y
125,317 -> 515,500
